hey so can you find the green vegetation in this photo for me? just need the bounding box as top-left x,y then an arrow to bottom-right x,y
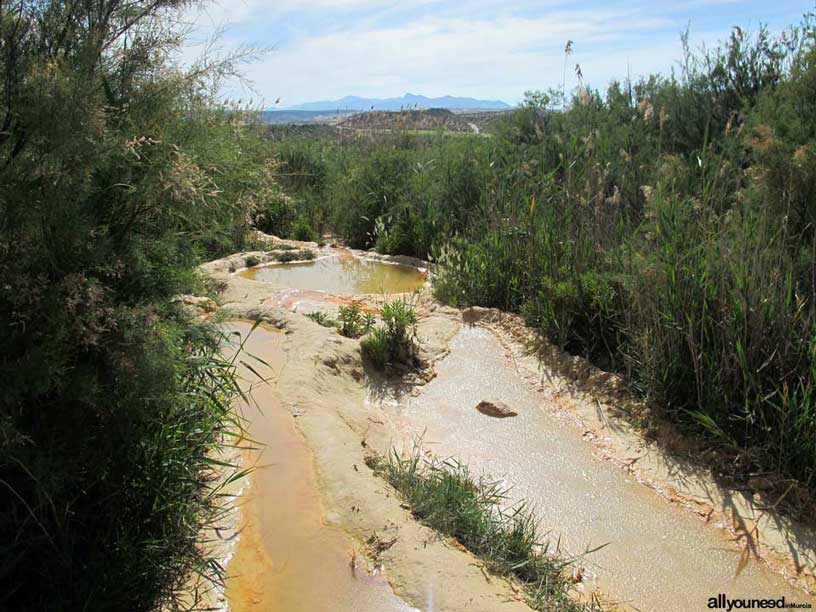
361,298 -> 420,369
0,2 -> 276,610
241,248 -> 315,270
337,303 -> 376,338
272,248 -> 316,263
363,311 -> 378,334
276,15 -> 816,494
338,303 -> 364,336
369,447 -> 601,612
306,310 -> 337,328
3,0 -> 814,608
306,304 -> 376,338
361,327 -> 393,369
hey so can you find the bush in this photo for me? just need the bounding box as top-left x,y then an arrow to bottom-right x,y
244,254 -> 262,267
0,3 -> 269,610
381,297 -> 419,346
292,215 -> 319,242
361,298 -> 420,370
338,303 -> 365,337
331,147 -> 414,249
361,327 -> 392,369
521,271 -> 628,366
305,311 -> 336,328
252,191 -> 297,237
272,248 -> 315,263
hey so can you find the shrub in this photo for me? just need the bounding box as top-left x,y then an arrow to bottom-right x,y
361,327 -> 392,369
305,311 -> 336,328
249,168 -> 297,238
381,297 -> 419,346
331,147 -> 414,249
521,271 -> 628,366
338,303 -> 365,337
362,312 -> 377,334
273,248 -> 315,263
244,254 -> 262,267
361,298 -> 420,370
292,215 -> 319,242
0,3 -> 269,610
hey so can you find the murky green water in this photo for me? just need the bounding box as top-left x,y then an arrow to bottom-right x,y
240,255 -> 425,294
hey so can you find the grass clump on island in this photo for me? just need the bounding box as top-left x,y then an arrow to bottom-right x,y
361,297 -> 420,370
245,248 -> 316,269
306,299 -> 417,368
273,248 -> 316,263
368,447 -> 602,612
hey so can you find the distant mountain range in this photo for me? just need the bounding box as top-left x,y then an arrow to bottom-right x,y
283,93 -> 511,111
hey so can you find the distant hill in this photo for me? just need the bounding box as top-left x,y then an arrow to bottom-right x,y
340,108 -> 474,132
284,93 -> 511,111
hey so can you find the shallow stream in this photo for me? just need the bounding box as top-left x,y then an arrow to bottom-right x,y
224,321 -> 416,612
380,326 -> 814,611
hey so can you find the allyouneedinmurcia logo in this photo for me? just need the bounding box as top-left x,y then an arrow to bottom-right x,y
707,594 -> 812,610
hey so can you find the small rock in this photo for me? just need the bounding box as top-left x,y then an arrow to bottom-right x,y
475,400 -> 518,418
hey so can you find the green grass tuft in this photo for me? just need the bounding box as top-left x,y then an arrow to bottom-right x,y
305,310 -> 336,328
369,447 -> 602,612
360,297 -> 420,370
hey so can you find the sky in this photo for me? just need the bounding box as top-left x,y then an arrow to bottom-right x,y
180,0 -> 814,108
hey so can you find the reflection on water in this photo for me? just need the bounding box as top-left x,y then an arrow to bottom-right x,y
240,255 -> 426,294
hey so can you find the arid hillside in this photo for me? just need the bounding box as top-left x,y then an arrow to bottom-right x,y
340,108 -> 475,132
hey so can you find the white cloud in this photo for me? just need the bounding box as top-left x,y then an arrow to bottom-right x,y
178,0 -> 787,106
229,9 -> 682,105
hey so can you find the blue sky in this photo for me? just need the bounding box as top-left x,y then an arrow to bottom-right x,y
182,0 -> 813,107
